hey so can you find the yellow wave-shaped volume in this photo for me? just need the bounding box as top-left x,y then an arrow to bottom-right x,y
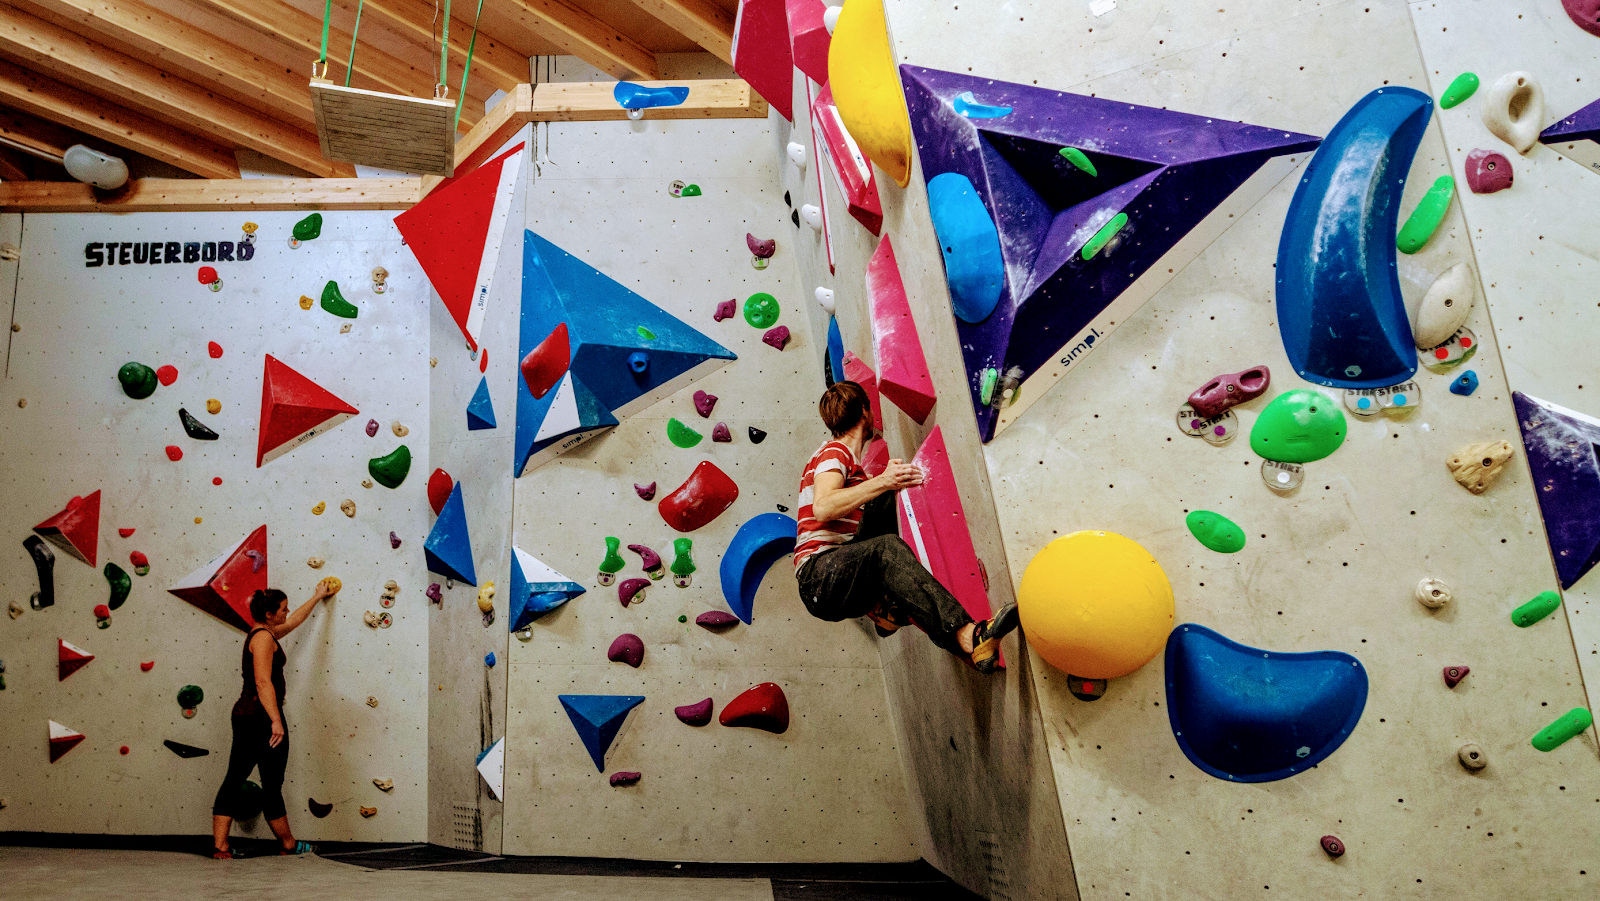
827,0 -> 912,188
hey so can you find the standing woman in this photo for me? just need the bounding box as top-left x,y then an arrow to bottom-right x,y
212,580 -> 337,859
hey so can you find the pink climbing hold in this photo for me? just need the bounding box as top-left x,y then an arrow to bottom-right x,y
732,0 -> 794,121
696,610 -> 739,630
1563,0 -> 1600,38
866,235 -> 936,423
693,389 -> 717,418
1465,149 -> 1513,194
208,341 -> 223,358
762,325 -> 791,350
618,577 -> 649,607
607,633 -> 645,668
245,549 -> 265,573
1187,365 -> 1271,419
712,422 -> 732,442
634,482 -> 656,501
1442,665 -> 1470,688
720,682 -> 790,734
842,352 -> 885,432
746,233 -> 776,259
426,583 -> 442,603
156,365 -> 178,386
714,299 -> 736,322
165,445 -> 183,461
197,267 -> 218,286
609,771 -> 642,786
785,0 -> 832,86
1320,835 -> 1345,858
628,543 -> 664,578
862,439 -> 890,479
659,461 -> 740,532
675,698 -> 714,726
390,532 -> 402,549
366,419 -> 380,437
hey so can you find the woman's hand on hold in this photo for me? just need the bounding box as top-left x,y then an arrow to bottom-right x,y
269,719 -> 285,748
878,459 -> 924,491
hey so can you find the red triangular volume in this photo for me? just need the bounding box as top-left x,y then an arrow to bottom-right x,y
256,355 -> 358,467
168,525 -> 269,632
49,720 -> 85,762
394,142 -> 526,351
34,490 -> 101,566
58,638 -> 94,680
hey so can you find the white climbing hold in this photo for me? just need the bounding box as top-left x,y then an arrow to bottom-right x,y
800,204 -> 823,230
373,778 -> 394,791
815,287 -> 836,315
1415,578 -> 1452,609
391,420 -> 409,437
823,5 -> 841,33
1414,263 -> 1476,350
341,499 -> 356,517
1481,72 -> 1544,155
306,557 -> 325,569
787,142 -> 807,170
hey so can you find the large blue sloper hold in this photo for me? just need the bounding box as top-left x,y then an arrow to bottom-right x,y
467,376 -> 498,430
1165,623 -> 1368,783
927,172 -> 1005,324
424,482 -> 477,585
559,694 -> 645,772
719,513 -> 798,624
1276,88 -> 1429,389
614,82 -> 690,111
1514,392 -> 1600,590
508,545 -> 586,631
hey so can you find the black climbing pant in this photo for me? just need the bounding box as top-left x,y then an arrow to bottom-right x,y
212,713 -> 289,821
796,493 -> 975,656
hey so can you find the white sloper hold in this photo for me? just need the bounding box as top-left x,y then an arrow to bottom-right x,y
1415,578 -> 1452,609
815,287 -> 836,315
787,142 -> 807,170
800,204 -> 823,230
1414,263 -> 1476,350
1481,72 -> 1544,155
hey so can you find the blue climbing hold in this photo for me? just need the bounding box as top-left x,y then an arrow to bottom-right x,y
559,694 -> 645,772
508,545 -> 586,631
719,513 -> 798,624
614,82 -> 690,111
1450,370 -> 1479,396
1165,623 -> 1367,783
467,377 -> 497,430
927,172 -> 1004,324
951,91 -> 1012,118
1276,87 -> 1428,389
485,652 -> 496,667
424,482 -> 477,586
827,317 -> 846,385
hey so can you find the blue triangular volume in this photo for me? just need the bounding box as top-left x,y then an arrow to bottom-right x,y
424,482 -> 477,585
508,545 -> 586,631
900,65 -> 1322,441
558,694 -> 645,772
515,230 -> 736,475
467,377 -> 498,430
1514,392 -> 1600,590
1164,623 -> 1367,783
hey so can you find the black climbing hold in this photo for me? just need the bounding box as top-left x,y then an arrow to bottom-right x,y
163,739 -> 209,758
783,190 -> 792,207
776,504 -> 789,513
748,427 -> 767,444
24,535 -> 55,609
308,798 -> 333,818
179,408 -> 219,441
791,209 -> 801,227
1068,675 -> 1107,701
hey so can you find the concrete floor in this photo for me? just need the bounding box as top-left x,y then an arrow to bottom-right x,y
0,846 -> 775,901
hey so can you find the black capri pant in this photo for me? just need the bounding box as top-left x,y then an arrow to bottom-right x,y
212,713 -> 288,821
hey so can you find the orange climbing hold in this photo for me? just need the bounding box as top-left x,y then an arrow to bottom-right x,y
720,682 -> 789,733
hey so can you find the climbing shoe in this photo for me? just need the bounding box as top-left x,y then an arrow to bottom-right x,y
280,840 -> 314,856
867,600 -> 914,637
969,603 -> 1021,674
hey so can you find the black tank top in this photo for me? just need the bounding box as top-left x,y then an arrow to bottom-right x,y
232,627 -> 286,716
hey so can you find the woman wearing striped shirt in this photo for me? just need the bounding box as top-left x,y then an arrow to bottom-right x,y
793,381 -> 1018,672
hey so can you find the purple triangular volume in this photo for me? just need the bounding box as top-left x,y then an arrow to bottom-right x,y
900,65 -> 1321,441
1513,391 -> 1600,589
1540,97 -> 1600,174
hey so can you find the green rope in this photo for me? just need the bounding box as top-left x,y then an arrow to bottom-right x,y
318,0 -> 332,67
344,0 -> 364,87
454,0 -> 486,128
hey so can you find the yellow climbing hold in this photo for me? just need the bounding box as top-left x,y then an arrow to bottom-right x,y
194,517 -> 202,523
312,501 -> 326,515
828,0 -> 913,188
241,222 -> 258,235
205,398 -> 221,414
299,295 -> 314,310
320,576 -> 342,595
476,580 -> 496,613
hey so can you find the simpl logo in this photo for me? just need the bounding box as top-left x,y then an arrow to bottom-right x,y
1058,328 -> 1104,369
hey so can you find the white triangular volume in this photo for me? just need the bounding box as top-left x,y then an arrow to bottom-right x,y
466,151 -> 525,344
513,545 -> 582,588
476,737 -> 505,801
49,720 -> 82,741
535,373 -> 582,442
168,533 -> 250,592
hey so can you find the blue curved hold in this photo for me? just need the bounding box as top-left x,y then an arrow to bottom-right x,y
952,91 -> 1012,119
614,82 -> 690,111
559,694 -> 645,771
1165,623 -> 1367,783
827,316 -> 846,385
719,513 -> 798,624
1276,87 -> 1428,389
927,172 -> 1004,324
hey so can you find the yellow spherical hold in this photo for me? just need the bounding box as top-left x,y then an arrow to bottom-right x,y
321,576 -> 341,595
476,581 -> 496,613
1017,531 -> 1174,679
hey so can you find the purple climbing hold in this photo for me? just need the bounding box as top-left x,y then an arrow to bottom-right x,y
675,697 -> 714,726
763,326 -> 791,350
1563,0 -> 1600,38
635,482 -> 657,501
694,389 -> 717,418
746,233 -> 776,259
695,610 -> 739,630
628,544 -> 664,579
1464,149 -> 1513,194
1442,665 -> 1470,688
244,549 -> 266,573
390,531 -> 402,549
365,419 -> 380,437
714,299 -> 737,322
712,422 -> 732,442
607,633 -> 645,668
1320,835 -> 1345,858
618,577 -> 649,607
609,771 -> 642,786
426,583 -> 442,603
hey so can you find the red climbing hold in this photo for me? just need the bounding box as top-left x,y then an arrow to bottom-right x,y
714,299 -> 736,321
118,528 -> 135,538
659,461 -> 739,533
427,468 -> 454,515
165,445 -> 183,461
197,267 -> 218,286
35,490 -> 101,566
720,682 -> 789,734
213,477 -> 222,485
139,661 -> 154,672
93,603 -> 110,619
520,322 -> 570,400
58,638 -> 95,680
120,745 -> 130,755
208,341 -> 224,358
156,365 -> 178,386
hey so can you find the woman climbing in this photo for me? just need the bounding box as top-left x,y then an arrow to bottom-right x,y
212,580 -> 337,859
794,381 -> 1020,672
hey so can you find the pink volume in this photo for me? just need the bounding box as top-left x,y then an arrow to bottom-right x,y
865,235 -> 937,424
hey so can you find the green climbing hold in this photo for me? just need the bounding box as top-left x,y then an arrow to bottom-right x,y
104,562 -> 131,611
1396,176 -> 1454,255
321,280 -> 358,318
1440,72 -> 1479,109
668,417 -> 704,448
368,445 -> 412,489
678,615 -> 688,623
680,184 -> 702,197
1532,707 -> 1594,752
177,684 -> 204,709
744,293 -> 780,329
1185,511 -> 1246,554
637,326 -> 656,341
118,362 -> 158,400
671,537 -> 696,577
600,537 -> 626,576
979,367 -> 999,406
292,213 -> 322,242
1081,213 -> 1128,260
1059,147 -> 1097,176
1249,390 -> 1347,464
1511,589 -> 1562,627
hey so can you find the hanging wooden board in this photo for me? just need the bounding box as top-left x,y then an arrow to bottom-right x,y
311,79 -> 456,176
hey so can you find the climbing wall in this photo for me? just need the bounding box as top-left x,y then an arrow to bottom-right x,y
777,0 -> 1600,898
0,211 -> 430,839
496,58 -> 919,862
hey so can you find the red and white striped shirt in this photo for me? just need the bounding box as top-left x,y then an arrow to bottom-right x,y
794,440 -> 867,570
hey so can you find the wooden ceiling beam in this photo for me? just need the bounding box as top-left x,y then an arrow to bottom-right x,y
501,0 -> 661,80
337,0 -> 529,93
0,4 -> 351,177
0,59 -> 239,178
0,104 -> 91,159
621,0 -> 733,63
0,177 -> 421,211
0,145 -> 31,180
